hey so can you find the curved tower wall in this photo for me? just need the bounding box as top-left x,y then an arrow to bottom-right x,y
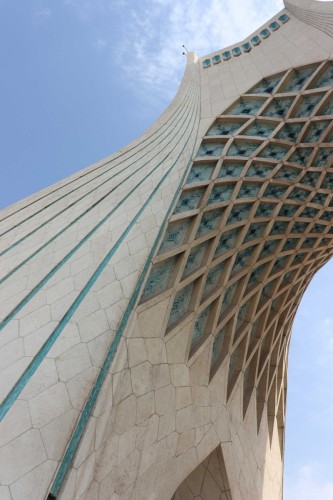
0,2 -> 333,500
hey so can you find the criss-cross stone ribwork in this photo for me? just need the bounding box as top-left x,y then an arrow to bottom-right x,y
1,1 -> 333,499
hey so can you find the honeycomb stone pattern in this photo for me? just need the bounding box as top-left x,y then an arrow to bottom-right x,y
140,60 -> 333,446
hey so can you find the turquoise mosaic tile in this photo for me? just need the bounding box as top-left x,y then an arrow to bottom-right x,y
218,161 -> 245,178
211,328 -> 225,367
263,183 -> 288,199
202,59 -> 211,69
222,51 -> 231,61
183,241 -> 209,278
249,263 -> 267,285
168,282 -> 194,327
215,228 -> 240,257
186,163 -> 215,184
227,203 -> 253,224
237,182 -> 261,199
282,66 -> 317,92
228,98 -> 265,116
292,221 -> 308,233
302,237 -> 316,248
196,208 -> 225,238
300,171 -> 320,188
207,121 -> 244,136
197,142 -> 224,157
232,47 -> 241,57
311,223 -> 326,233
231,246 -> 254,274
203,262 -> 224,298
310,63 -> 333,89
237,302 -> 250,327
227,140 -> 260,157
313,148 -> 333,167
242,42 -> 251,53
250,74 -> 282,94
323,173 -> 333,189
302,206 -> 319,219
159,219 -> 190,254
276,122 -> 303,142
258,143 -> 290,160
259,239 -> 280,258
271,256 -> 288,273
278,204 -> 299,217
295,94 -> 324,117
321,97 -> 333,115
220,282 -> 238,312
208,183 -> 234,204
320,210 -> 333,221
303,120 -> 330,143
175,188 -> 205,213
275,166 -> 300,181
246,162 -> 275,178
311,192 -> 328,205
288,147 -> 314,166
270,221 -> 289,235
261,29 -> 270,39
269,21 -> 280,31
262,97 -> 294,118
212,54 -> 221,64
141,256 -> 177,302
191,304 -> 212,352
244,222 -> 266,242
255,202 -> 277,218
243,121 -> 277,138
278,13 -> 289,23
287,187 -> 310,202
283,238 -> 298,251
251,35 -> 261,46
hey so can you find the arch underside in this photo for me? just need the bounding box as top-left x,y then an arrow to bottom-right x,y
140,59 -> 333,455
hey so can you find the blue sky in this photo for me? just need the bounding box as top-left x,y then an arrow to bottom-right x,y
1,0 -> 333,497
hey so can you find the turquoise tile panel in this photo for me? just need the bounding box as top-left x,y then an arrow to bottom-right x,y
203,261 -> 224,298
263,183 -> 288,199
227,203 -> 253,224
260,239 -> 280,258
303,120 -> 330,143
300,171 -> 320,188
218,161 -> 245,178
203,59 -> 211,69
302,206 -> 319,219
186,163 -> 215,184
310,63 -> 333,88
244,222 -> 266,242
255,202 -> 277,218
295,94 -> 324,117
261,29 -> 270,39
251,35 -> 261,46
278,13 -> 289,23
207,121 -> 244,136
242,42 -> 251,53
175,188 -> 205,213
292,221 -> 308,233
283,66 -> 317,92
258,143 -> 290,160
232,47 -> 241,57
276,122 -> 303,141
197,142 -> 224,157
191,304 -> 212,351
208,183 -> 234,204
237,183 -> 261,199
228,98 -> 265,116
212,54 -> 221,64
141,257 -> 177,301
168,282 -> 194,327
262,97 -> 294,118
231,246 -> 254,274
196,209 -> 225,238
287,187 -> 310,202
215,228 -> 240,257
323,172 -> 333,189
183,241 -> 209,278
313,148 -> 333,167
246,162 -> 275,178
288,147 -> 314,166
243,121 -> 277,138
227,140 -> 260,157
322,97 -> 333,115
278,204 -> 299,217
269,21 -> 280,31
275,166 -> 300,181
222,51 -> 231,61
310,192 -> 327,205
211,328 -> 225,366
270,221 -> 289,235
159,219 -> 190,254
283,238 -> 298,251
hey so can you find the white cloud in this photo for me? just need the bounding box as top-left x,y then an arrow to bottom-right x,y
33,7 -> 51,20
114,0 -> 284,102
285,465 -> 333,500
93,38 -> 107,50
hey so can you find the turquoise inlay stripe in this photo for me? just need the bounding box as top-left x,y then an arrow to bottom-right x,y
50,71 -> 201,498
0,85 -> 195,239
0,86 -> 196,258
0,88 -> 198,291
0,85 -> 200,421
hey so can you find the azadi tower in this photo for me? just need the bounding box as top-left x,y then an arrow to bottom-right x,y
1,0 -> 333,498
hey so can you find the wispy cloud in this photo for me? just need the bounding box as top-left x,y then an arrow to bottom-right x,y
33,6 -> 51,21
114,0 -> 284,102
285,465 -> 333,500
93,38 -> 107,50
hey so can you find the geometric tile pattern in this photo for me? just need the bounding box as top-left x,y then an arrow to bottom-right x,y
140,60 -> 333,449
